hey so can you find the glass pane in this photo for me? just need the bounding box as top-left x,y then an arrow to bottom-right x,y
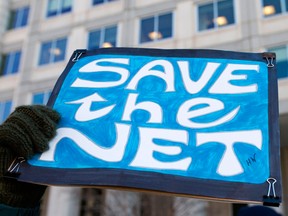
0,100 -> 12,123
54,38 -> 67,62
44,91 -> 52,104
93,0 -> 104,5
159,13 -> 172,39
39,41 -> 53,65
269,46 -> 288,79
8,11 -> 17,29
32,93 -> 44,104
103,26 -> 117,47
2,54 -> 10,75
62,0 -> 72,13
3,101 -> 12,121
262,0 -> 281,17
11,51 -> 21,74
0,56 -> 3,76
1,52 -> 20,75
286,0 -> 288,12
32,92 -> 52,105
140,17 -> 154,43
14,10 -> 21,28
8,7 -> 29,29
198,3 -> 214,31
88,30 -> 101,50
277,60 -> 288,78
47,0 -> 59,17
20,7 -> 29,26
217,0 -> 235,27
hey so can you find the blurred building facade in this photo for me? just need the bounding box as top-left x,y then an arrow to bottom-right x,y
0,0 -> 287,215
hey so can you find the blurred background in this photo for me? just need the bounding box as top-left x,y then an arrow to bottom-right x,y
0,0 -> 287,215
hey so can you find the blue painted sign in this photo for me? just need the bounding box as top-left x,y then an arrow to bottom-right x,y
19,48 -> 281,204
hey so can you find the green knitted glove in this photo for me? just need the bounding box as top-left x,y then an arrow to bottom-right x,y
0,105 -> 60,208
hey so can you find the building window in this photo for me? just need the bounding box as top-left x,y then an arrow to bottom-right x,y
0,51 -> 21,76
8,6 -> 29,29
268,46 -> 288,79
88,26 -> 117,50
262,0 -> 288,17
198,0 -> 235,31
39,38 -> 67,65
140,12 -> 173,43
92,0 -> 117,6
0,100 -> 12,124
47,0 -> 72,17
32,91 -> 51,105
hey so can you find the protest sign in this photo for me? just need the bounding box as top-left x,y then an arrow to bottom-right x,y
10,48 -> 281,205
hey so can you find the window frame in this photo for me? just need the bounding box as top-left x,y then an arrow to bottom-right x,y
0,50 -> 22,76
38,37 -> 67,66
8,6 -> 30,30
92,0 -> 117,6
32,90 -> 52,105
197,0 -> 236,32
139,12 -> 173,44
46,0 -> 72,18
267,45 -> 288,79
262,0 -> 288,18
87,25 -> 118,50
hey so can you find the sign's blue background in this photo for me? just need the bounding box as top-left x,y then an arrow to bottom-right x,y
30,54 -> 269,184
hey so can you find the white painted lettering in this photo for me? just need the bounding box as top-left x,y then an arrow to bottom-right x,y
196,130 -> 262,176
66,93 -> 115,121
122,93 -> 163,123
72,58 -> 130,88
177,97 -> 240,128
209,64 -> 259,94
40,123 -> 130,162
130,127 -> 191,170
178,61 -> 220,94
126,60 -> 175,92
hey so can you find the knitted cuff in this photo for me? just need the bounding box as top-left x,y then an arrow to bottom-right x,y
0,147 -> 46,208
0,105 -> 60,158
14,105 -> 60,139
